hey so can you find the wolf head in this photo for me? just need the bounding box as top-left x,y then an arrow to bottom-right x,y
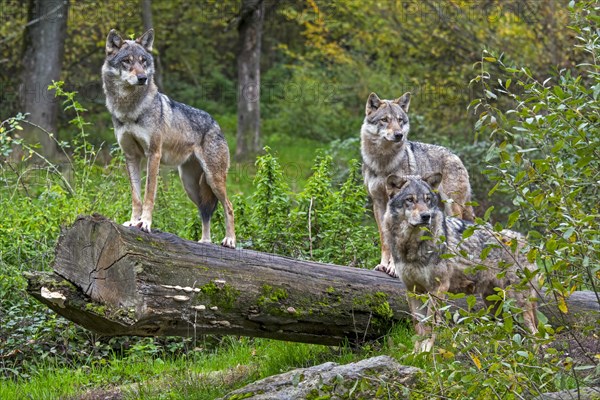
385,174 -> 442,228
103,29 -> 155,87
362,92 -> 411,143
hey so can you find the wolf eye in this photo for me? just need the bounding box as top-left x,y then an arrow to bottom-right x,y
380,117 -> 388,123
404,197 -> 414,206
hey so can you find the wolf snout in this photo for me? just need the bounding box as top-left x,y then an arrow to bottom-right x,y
393,131 -> 404,141
419,212 -> 431,225
136,74 -> 148,85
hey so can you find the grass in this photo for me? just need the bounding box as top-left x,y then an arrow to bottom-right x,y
228,134 -> 325,195
0,329 -> 415,399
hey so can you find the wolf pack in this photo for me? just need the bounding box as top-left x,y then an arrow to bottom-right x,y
103,29 -> 538,352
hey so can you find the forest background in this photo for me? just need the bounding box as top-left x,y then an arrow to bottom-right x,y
1,1 -> 599,399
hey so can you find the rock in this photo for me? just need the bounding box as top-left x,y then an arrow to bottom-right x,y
220,355 -> 421,400
533,387 -> 600,399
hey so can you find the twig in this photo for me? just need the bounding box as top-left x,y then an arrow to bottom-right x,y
308,196 -> 313,259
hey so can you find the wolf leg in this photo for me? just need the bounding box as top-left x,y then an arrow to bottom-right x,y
407,293 -> 437,352
137,151 -> 161,232
123,153 -> 144,227
179,158 -> 217,244
412,283 -> 449,353
372,196 -> 396,277
203,171 -> 235,248
440,159 -> 474,221
193,147 -> 236,249
513,289 -> 539,335
198,173 -> 218,244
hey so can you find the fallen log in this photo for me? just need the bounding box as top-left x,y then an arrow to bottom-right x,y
26,215 -> 599,346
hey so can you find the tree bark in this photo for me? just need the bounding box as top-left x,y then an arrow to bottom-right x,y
20,0 -> 69,159
235,0 -> 264,161
141,0 -> 163,91
25,215 -> 600,346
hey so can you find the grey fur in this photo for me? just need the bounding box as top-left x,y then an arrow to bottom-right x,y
383,175 -> 538,350
361,92 -> 474,276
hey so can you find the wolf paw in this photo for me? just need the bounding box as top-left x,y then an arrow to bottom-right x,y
123,220 -> 140,229
123,219 -> 152,232
374,263 -> 398,278
221,236 -> 236,249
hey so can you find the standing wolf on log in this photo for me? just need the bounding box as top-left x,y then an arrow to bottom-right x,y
102,29 -> 235,248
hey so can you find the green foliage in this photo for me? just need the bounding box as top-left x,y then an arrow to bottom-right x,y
248,146 -> 293,253
244,147 -> 378,267
471,1 -> 600,295
298,157 -> 378,266
3,2 -> 600,393
0,113 -> 26,157
407,2 -> 600,397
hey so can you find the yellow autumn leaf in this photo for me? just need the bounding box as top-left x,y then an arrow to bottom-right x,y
470,353 -> 482,370
558,296 -> 568,314
438,348 -> 454,360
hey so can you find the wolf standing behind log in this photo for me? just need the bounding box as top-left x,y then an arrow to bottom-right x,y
102,29 -> 235,248
360,92 -> 474,276
382,174 -> 538,352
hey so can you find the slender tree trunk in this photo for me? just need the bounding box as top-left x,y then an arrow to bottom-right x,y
141,0 -> 163,91
235,0 -> 264,161
20,0 -> 69,159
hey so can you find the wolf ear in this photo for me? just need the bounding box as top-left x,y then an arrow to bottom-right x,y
386,174 -> 409,199
366,92 -> 382,115
106,29 -> 123,55
393,92 -> 411,113
423,173 -> 442,190
136,28 -> 154,52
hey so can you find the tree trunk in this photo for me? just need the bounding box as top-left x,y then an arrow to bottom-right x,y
20,0 -> 69,159
235,0 -> 264,161
141,0 -> 163,91
25,215 -> 600,346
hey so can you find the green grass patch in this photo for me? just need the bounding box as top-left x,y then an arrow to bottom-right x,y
0,337 -> 346,400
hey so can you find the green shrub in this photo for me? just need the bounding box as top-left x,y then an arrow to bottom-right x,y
415,2 -> 600,397
471,1 -> 600,293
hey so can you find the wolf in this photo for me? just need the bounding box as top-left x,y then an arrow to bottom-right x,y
102,29 -> 235,248
383,174 -> 538,351
361,92 -> 474,277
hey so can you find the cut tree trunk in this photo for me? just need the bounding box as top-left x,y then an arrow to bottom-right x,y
26,215 -> 600,346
